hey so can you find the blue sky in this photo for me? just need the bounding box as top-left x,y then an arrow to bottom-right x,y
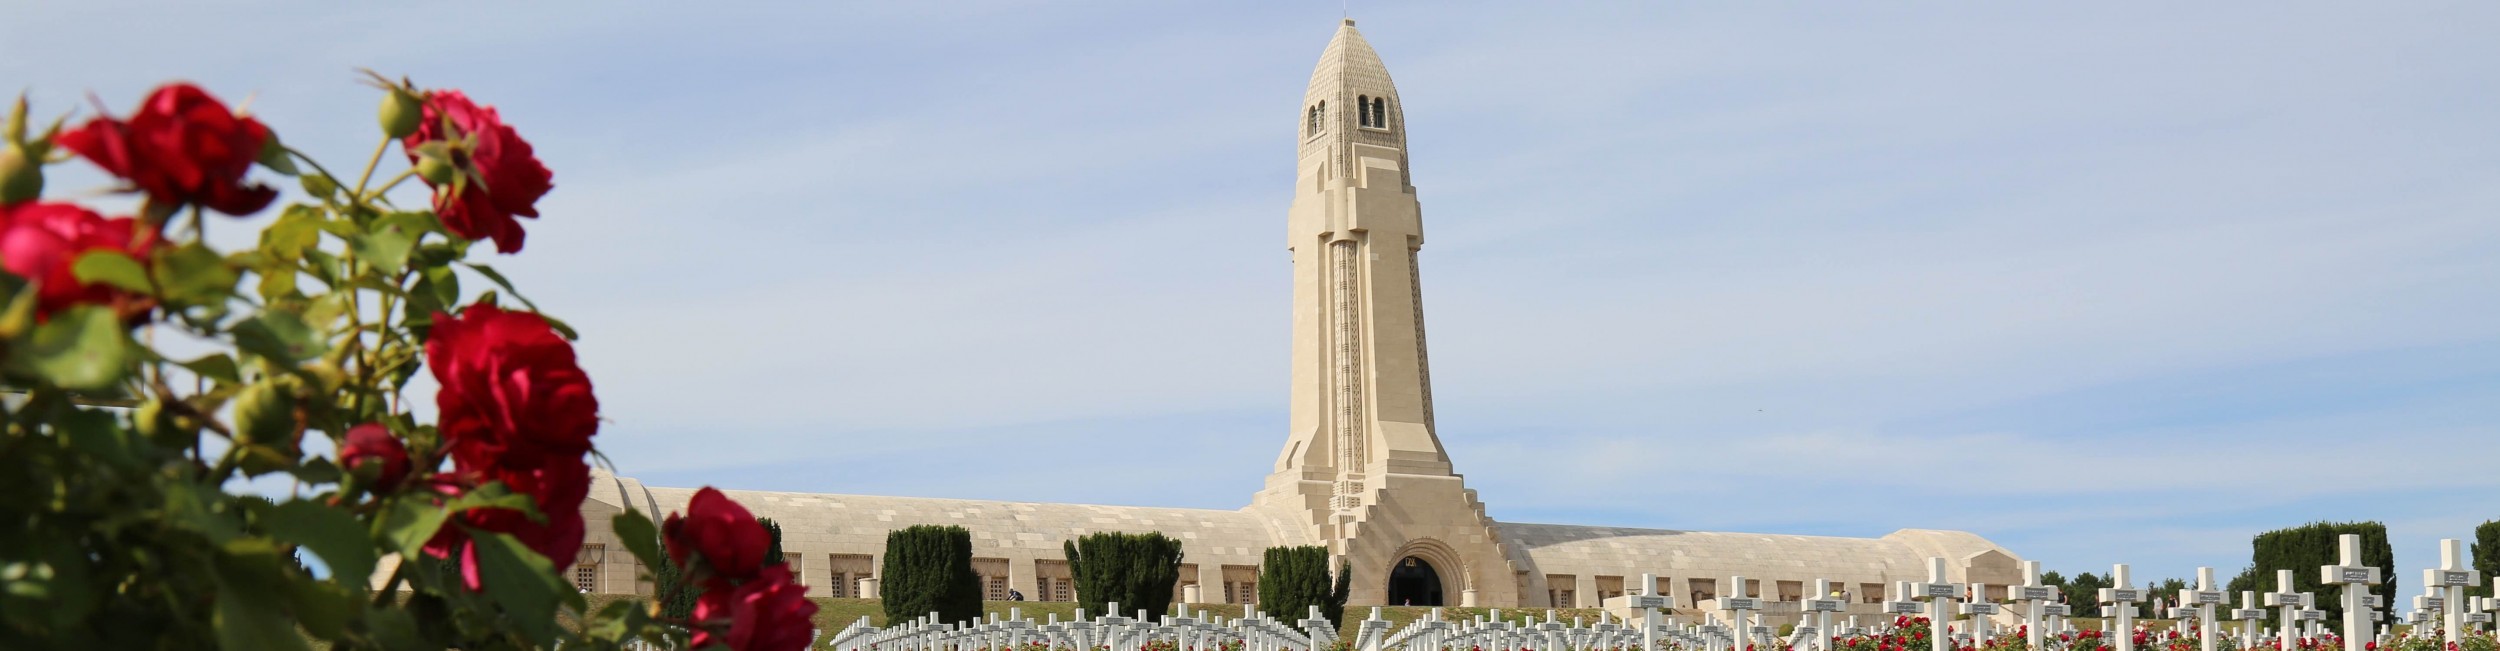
7,2 -> 2496,585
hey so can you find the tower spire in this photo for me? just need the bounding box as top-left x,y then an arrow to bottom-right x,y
1249,18 -> 1524,611
1266,18 -> 1443,516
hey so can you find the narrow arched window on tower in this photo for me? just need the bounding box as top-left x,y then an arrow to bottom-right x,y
1371,98 -> 1388,129
1306,106 -> 1318,136
1317,100 -> 1325,132
1357,95 -> 1372,127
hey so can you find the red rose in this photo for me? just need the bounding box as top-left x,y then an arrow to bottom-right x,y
56,83 -> 276,216
692,565 -> 818,651
339,423 -> 411,489
427,304 -> 597,470
0,201 -> 159,319
421,304 -> 598,589
401,90 -> 551,254
662,486 -> 770,582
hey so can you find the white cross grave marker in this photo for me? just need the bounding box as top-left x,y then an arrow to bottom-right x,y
2098,564 -> 2144,651
2266,569 -> 2304,644
2298,593 -> 2327,640
2009,561 -> 2056,651
2320,533 -> 2381,651
2409,588 -> 2441,639
2179,567 -> 2226,651
1804,578 -> 1847,651
2231,591 -> 2267,649
1885,580 -> 1925,620
1916,558 -> 1963,651
2424,538 -> 2481,646
1629,573 -> 1676,651
1961,582 -> 1999,645
1723,575 -> 1763,651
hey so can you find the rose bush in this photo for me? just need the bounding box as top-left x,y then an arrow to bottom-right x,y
0,78 -> 802,650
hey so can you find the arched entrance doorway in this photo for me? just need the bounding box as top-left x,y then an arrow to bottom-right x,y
1386,556 -> 1445,606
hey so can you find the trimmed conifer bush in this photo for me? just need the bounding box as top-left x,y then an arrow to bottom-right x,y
762,517 -> 786,566
651,554 -> 698,619
883,525 -> 983,625
2222,521 -> 2394,630
1256,545 -> 1351,629
2473,520 -> 2499,599
1064,532 -> 1186,617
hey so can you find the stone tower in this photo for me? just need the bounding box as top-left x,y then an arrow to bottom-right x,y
1248,19 -> 1523,608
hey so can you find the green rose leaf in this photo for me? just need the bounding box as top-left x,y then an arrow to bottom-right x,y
282,576 -> 357,640
260,205 -> 325,263
422,264 -> 460,307
0,279 -> 39,339
177,353 -> 244,386
5,305 -> 131,390
254,267 -> 298,303
70,250 -> 153,294
212,541 -> 313,651
232,309 -> 327,364
289,456 -> 342,486
585,596 -> 653,644
374,483 -> 538,559
300,173 -> 337,201
350,212 -> 432,276
161,481 -> 244,543
213,581 -> 311,651
611,509 -> 666,575
59,406 -> 139,472
468,529 -> 568,645
152,242 -> 240,306
540,313 -> 580,341
256,134 -> 300,176
375,498 -> 454,560
459,263 -> 546,312
265,499 -> 377,590
360,605 -> 427,651
301,247 -> 343,286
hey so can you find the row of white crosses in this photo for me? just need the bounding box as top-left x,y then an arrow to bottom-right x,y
825,602 -> 1273,651
821,539 -> 2499,651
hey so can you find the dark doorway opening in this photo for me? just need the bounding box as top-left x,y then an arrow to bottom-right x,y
1386,556 -> 1444,606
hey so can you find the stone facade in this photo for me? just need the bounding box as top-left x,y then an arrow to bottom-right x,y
546,19 -> 2026,609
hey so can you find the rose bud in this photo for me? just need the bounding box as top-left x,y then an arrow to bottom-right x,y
0,143 -> 37,205
414,150 -> 459,186
380,88 -> 423,139
339,423 -> 411,489
232,381 -> 296,446
1,96 -> 40,204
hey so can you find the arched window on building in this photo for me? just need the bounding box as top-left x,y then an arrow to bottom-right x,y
1357,95 -> 1373,127
1316,100 -> 1326,134
1370,97 -> 1388,129
573,544 -> 603,593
